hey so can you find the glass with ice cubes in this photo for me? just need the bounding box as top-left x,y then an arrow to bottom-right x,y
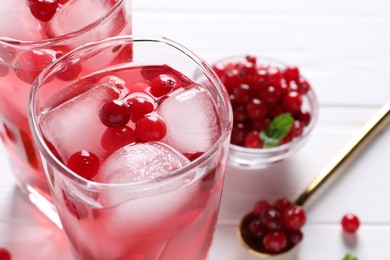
0,0 -> 132,226
29,36 -> 233,259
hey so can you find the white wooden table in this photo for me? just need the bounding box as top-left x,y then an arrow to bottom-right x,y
1,0 -> 390,259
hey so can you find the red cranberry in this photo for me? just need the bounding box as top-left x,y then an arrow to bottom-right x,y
291,120 -> 304,138
135,114 -> 166,141
233,106 -> 248,123
127,96 -> 155,123
299,111 -> 312,126
287,229 -> 303,245
150,74 -> 180,97
249,69 -> 268,89
220,69 -> 242,94
28,0 -> 59,22
249,219 -> 266,239
283,66 -> 300,83
341,213 -> 360,234
283,205 -> 306,230
273,197 -> 293,214
67,150 -> 100,180
14,50 -> 56,84
244,130 -> 263,148
231,123 -> 247,146
58,0 -> 70,4
246,98 -> 268,121
297,79 -> 311,95
282,91 -> 302,114
99,100 -> 131,127
263,231 -> 287,253
57,62 -> 82,81
253,200 -> 270,217
232,83 -> 252,104
260,207 -> 282,231
101,126 -> 136,151
0,248 -> 11,260
266,67 -> 282,87
258,85 -> 282,105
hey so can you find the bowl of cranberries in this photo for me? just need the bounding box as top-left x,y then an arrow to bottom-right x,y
212,55 -> 319,169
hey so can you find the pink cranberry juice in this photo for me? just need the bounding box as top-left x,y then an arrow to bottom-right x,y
39,65 -> 226,260
0,0 -> 131,206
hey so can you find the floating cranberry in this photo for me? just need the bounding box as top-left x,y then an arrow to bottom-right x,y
99,100 -> 131,127
150,74 -> 180,97
28,0 -> 59,22
14,50 -> 56,84
57,62 -> 82,81
135,114 -> 166,141
341,213 -> 360,234
101,126 -> 136,151
263,231 -> 287,253
67,150 -> 100,180
0,248 -> 11,260
58,0 -> 70,4
127,96 -> 155,123
283,206 -> 306,230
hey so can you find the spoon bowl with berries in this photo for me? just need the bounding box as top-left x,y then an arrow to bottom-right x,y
212,55 -> 319,169
238,99 -> 390,257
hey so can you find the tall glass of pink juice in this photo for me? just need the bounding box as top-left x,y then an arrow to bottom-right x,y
29,36 -> 233,260
0,0 -> 132,226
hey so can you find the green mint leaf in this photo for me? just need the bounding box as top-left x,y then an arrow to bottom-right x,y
259,113 -> 294,148
343,253 -> 358,260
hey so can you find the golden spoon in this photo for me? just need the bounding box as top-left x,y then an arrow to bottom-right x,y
238,100 -> 390,257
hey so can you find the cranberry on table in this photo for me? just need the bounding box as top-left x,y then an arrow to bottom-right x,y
0,248 -> 11,260
341,213 -> 360,234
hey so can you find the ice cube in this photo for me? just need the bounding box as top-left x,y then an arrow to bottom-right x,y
0,0 -> 44,41
157,86 -> 220,154
98,142 -> 190,184
97,142 -> 196,242
40,84 -> 118,160
49,0 -> 126,46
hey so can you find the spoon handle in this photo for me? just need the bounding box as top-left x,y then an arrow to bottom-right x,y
294,101 -> 390,206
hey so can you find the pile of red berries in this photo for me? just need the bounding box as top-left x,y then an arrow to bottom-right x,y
242,198 -> 306,254
212,56 -> 312,148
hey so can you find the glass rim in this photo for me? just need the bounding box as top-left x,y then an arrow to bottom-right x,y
0,0 -> 127,47
28,35 -> 233,191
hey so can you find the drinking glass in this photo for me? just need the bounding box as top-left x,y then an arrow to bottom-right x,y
29,36 -> 232,260
0,0 -> 132,227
